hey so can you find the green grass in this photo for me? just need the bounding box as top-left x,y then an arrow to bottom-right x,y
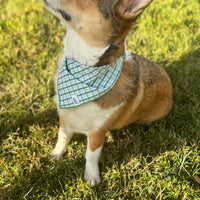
0,0 -> 200,199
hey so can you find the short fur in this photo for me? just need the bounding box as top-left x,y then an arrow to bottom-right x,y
43,0 -> 172,186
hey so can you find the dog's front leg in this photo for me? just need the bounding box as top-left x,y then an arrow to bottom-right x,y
51,117 -> 73,160
84,131 -> 105,186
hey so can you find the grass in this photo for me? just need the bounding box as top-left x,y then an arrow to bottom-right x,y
0,0 -> 200,199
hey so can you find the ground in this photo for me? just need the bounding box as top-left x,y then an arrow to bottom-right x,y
0,0 -> 200,199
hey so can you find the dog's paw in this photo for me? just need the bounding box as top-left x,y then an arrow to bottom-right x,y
51,148 -> 66,160
84,170 -> 101,187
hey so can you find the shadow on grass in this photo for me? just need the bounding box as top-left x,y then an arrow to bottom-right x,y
0,108 -> 58,145
0,152 -> 86,199
1,49 -> 200,199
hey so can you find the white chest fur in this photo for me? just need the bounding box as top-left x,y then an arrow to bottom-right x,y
55,97 -> 122,135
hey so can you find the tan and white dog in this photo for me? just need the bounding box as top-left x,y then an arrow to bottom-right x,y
43,0 -> 172,186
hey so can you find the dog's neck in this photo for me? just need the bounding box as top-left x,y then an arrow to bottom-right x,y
63,24 -> 125,67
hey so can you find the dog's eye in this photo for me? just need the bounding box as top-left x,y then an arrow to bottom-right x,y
58,10 -> 71,21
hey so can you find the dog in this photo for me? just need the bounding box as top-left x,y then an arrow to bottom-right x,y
43,0 -> 172,186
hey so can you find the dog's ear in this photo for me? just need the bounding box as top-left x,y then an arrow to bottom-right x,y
114,0 -> 153,20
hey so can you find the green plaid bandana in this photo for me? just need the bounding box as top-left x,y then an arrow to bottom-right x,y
57,56 -> 123,108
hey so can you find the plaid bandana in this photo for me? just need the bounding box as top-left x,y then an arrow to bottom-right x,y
57,56 -> 123,108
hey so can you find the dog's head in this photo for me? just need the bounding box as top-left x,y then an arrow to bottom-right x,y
43,0 -> 152,65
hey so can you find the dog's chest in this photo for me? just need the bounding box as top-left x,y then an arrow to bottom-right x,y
56,99 -> 122,135
55,54 -> 124,135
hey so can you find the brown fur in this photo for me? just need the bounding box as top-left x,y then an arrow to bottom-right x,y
96,53 -> 172,133
95,58 -> 139,108
89,131 -> 106,152
59,117 -> 65,128
96,0 -> 152,65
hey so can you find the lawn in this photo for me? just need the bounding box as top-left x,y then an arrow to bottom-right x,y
0,0 -> 200,199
